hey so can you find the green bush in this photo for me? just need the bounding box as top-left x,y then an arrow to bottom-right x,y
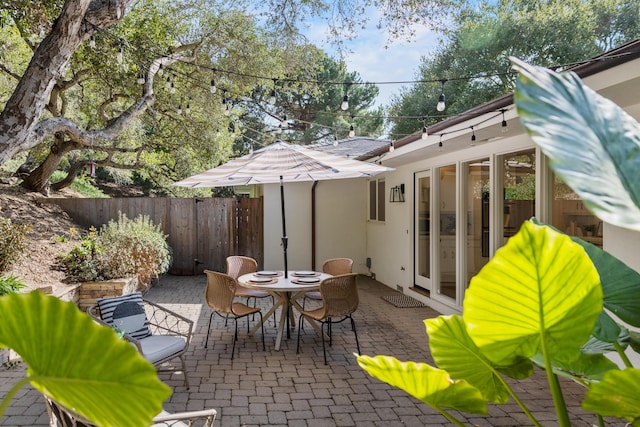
0,213 -> 31,272
60,213 -> 172,286
0,274 -> 26,295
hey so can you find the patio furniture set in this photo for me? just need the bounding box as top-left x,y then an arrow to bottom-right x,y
44,256 -> 360,426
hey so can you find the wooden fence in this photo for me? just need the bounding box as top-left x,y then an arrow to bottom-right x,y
42,197 -> 263,275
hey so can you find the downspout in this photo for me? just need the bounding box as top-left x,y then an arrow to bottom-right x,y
311,181 -> 318,271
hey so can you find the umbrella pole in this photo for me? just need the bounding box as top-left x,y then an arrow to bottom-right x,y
280,176 -> 288,278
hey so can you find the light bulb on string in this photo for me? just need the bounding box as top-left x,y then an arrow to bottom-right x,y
210,78 -> 216,94
421,126 -> 428,140
165,76 -> 171,89
341,82 -> 351,111
269,80 -> 277,105
471,126 -> 476,145
501,109 -> 508,133
333,136 -> 338,147
436,79 -> 447,112
389,142 -> 394,152
177,104 -> 182,115
116,44 -> 123,65
438,135 -> 443,152
349,124 -> 355,138
170,81 -> 176,94
157,63 -> 164,77
89,35 -> 96,49
186,98 -> 191,115
137,73 -> 145,85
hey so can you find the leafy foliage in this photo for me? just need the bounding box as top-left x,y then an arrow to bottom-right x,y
0,291 -> 171,426
0,274 -> 25,295
388,0 -> 640,137
359,59 -> 640,426
59,213 -> 172,285
0,211 -> 31,272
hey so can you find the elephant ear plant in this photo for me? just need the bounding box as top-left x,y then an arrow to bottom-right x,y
358,58 -> 640,426
0,292 -> 171,426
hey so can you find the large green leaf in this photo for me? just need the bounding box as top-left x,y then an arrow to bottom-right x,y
425,315 -> 532,404
583,368 -> 640,425
512,57 -> 640,231
572,237 -> 640,328
357,355 -> 487,415
530,351 -> 618,386
463,221 -> 602,365
0,292 -> 171,426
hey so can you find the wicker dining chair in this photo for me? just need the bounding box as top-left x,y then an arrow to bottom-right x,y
203,270 -> 265,359
87,293 -> 192,388
296,273 -> 361,364
226,256 -> 275,325
44,395 -> 217,427
303,257 -> 354,309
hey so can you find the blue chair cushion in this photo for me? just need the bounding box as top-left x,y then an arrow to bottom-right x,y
97,293 -> 152,340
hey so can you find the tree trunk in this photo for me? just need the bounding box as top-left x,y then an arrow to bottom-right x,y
0,0 -> 132,165
21,135 -> 81,193
50,161 -> 88,191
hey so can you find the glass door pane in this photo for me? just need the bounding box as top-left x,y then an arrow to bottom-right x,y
414,171 -> 431,291
465,158 -> 490,288
438,165 -> 456,300
502,149 -> 536,246
551,173 -> 602,247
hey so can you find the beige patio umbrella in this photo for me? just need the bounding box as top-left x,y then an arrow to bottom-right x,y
173,140 -> 393,277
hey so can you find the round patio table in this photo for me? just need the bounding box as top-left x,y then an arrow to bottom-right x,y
238,271 -> 331,351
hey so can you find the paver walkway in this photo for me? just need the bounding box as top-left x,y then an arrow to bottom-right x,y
0,274 -> 626,426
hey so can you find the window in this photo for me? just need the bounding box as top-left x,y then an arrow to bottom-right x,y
369,179 -> 385,221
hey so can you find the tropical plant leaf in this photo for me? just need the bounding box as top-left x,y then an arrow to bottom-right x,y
463,221 -> 602,365
512,57 -> 640,231
629,330 -> 640,354
0,291 -> 171,426
425,315 -> 531,403
357,354 -> 487,415
583,368 -> 640,425
572,237 -> 640,328
582,329 -> 629,355
530,351 -> 619,386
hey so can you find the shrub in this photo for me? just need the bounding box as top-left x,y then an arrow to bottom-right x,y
0,274 -> 26,296
59,213 -> 172,286
0,213 -> 31,272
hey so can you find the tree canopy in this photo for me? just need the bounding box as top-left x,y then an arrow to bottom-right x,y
387,0 -> 640,139
0,0 -> 460,194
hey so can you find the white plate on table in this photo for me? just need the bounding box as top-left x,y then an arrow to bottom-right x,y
249,276 -> 273,283
294,271 -> 317,276
256,270 -> 279,276
296,277 -> 320,283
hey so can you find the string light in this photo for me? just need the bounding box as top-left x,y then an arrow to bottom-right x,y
349,114 -> 355,137
177,104 -> 183,115
158,63 -> 164,76
333,135 -> 339,147
471,126 -> 476,145
436,79 -> 447,112
501,109 -> 508,133
165,76 -> 171,89
210,78 -> 216,93
438,135 -> 443,152
269,80 -> 277,105
116,44 -> 123,65
89,34 -> 96,49
389,142 -> 394,152
421,125 -> 428,140
170,81 -> 176,94
341,82 -> 352,111
186,97 -> 191,114
137,73 -> 145,85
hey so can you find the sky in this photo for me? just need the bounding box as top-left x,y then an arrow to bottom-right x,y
304,12 -> 441,108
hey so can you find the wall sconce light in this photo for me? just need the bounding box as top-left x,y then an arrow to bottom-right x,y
389,183 -> 405,203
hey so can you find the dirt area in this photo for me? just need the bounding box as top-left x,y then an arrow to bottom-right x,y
0,183 -> 86,295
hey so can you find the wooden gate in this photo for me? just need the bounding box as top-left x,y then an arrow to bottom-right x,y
42,197 -> 263,275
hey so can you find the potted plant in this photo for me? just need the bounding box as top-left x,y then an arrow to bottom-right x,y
59,213 -> 172,309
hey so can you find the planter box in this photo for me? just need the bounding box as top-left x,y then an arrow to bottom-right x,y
77,277 -> 138,311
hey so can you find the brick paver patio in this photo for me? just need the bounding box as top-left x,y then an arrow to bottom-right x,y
0,274 -> 626,426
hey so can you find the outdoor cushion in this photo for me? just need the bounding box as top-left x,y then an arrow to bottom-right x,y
97,293 -> 151,340
139,335 -> 186,364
